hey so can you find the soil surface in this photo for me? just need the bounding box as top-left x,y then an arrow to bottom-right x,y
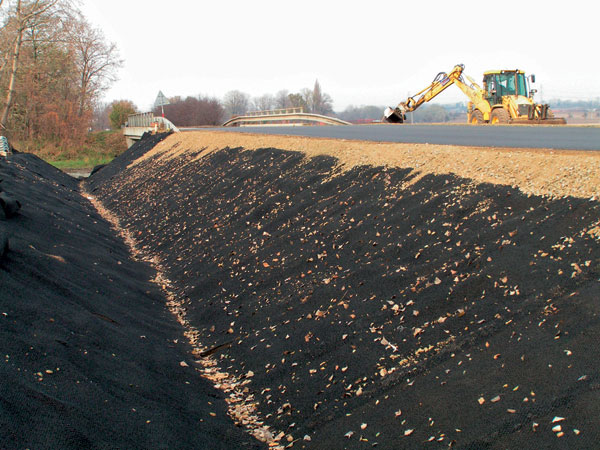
135,131 -> 600,199
87,132 -> 600,449
0,147 -> 263,449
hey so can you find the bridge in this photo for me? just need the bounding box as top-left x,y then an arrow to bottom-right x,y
124,112 -> 179,147
123,109 -> 349,147
222,107 -> 351,127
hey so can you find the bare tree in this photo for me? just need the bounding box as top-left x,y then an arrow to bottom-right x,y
223,90 -> 250,117
287,92 -> 307,111
300,87 -> 313,113
274,89 -> 290,109
252,93 -> 274,112
0,0 -> 60,131
65,13 -> 122,117
92,101 -> 111,130
0,0 -> 11,73
311,79 -> 333,115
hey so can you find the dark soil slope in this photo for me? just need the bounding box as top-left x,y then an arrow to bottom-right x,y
88,139 -> 600,449
0,151 -> 263,450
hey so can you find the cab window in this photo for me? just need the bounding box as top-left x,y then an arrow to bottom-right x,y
516,73 -> 528,97
496,74 -> 516,96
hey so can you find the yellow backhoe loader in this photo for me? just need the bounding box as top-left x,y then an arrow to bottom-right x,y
383,64 -> 566,125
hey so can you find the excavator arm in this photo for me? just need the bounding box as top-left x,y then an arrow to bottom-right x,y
383,64 -> 490,123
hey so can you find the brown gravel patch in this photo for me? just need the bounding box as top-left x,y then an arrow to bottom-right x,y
132,131 -> 600,200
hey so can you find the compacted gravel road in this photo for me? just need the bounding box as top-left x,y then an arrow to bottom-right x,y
194,124 -> 600,150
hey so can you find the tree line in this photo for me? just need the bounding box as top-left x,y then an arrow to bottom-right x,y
148,80 -> 334,127
149,88 -> 467,127
0,0 -> 121,146
0,0 -> 462,148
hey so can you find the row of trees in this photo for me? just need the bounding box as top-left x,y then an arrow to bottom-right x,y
0,0 -> 121,144
549,98 -> 600,109
222,80 -> 333,118
146,80 -> 335,128
152,95 -> 223,127
334,104 -> 461,123
0,0 -> 456,141
144,90 -> 464,128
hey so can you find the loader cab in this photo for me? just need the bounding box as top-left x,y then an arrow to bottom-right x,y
483,70 -> 528,106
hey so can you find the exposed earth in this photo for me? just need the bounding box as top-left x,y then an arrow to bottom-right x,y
2,130 -> 599,449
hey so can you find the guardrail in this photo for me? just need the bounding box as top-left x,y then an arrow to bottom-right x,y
127,112 -> 154,127
245,107 -> 305,116
223,111 -> 350,127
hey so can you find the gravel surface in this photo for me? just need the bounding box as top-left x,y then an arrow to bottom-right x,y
137,131 -> 600,200
87,132 -> 600,449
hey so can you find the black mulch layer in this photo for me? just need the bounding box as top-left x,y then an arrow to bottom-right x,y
0,150 -> 264,450
88,138 -> 600,449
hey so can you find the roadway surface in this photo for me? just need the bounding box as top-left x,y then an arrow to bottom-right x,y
194,124 -> 600,150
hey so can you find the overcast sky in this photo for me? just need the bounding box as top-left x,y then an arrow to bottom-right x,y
80,0 -> 599,112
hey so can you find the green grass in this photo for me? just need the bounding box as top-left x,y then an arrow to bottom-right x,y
27,130 -> 127,171
48,155 -> 115,170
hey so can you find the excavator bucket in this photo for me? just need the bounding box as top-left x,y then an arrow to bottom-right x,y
383,107 -> 405,123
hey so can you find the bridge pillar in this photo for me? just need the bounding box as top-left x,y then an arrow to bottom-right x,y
126,136 -> 137,148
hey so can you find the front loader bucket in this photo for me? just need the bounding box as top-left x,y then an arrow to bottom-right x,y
542,117 -> 567,125
383,107 -> 405,123
512,104 -> 567,125
511,117 -> 567,125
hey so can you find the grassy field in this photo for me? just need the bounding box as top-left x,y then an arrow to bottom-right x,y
16,130 -> 127,171
49,155 -> 115,170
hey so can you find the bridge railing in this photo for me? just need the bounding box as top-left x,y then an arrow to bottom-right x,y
126,112 -> 179,132
222,111 -> 351,127
127,112 -> 154,127
245,107 -> 304,117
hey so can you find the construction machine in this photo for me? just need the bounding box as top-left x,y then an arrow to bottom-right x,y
383,64 -> 566,125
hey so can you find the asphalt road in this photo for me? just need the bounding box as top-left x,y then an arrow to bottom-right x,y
195,124 -> 600,150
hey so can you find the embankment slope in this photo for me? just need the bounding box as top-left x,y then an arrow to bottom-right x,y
88,131 -> 600,449
0,149 -> 263,449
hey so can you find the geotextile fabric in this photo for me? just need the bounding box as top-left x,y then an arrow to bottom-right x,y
0,150 -> 262,450
88,135 -> 600,449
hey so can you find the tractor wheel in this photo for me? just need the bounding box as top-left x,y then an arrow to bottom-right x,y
470,109 -> 484,124
490,108 -> 510,124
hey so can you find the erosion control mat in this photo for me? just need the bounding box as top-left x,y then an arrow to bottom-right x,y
0,150 -> 263,450
88,131 -> 600,449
